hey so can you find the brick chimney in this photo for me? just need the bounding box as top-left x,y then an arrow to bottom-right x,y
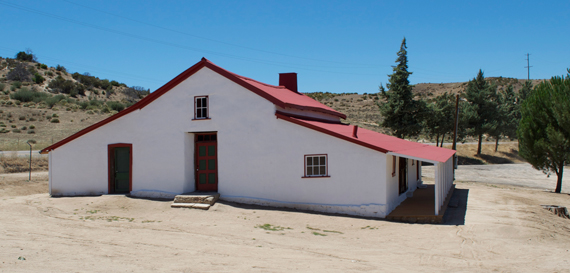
279,73 -> 298,93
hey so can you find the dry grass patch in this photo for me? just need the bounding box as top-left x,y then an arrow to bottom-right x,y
0,154 -> 48,173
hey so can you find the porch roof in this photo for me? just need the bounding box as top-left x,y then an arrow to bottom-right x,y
276,112 -> 455,163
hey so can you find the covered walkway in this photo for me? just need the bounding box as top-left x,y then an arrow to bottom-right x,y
386,184 -> 455,224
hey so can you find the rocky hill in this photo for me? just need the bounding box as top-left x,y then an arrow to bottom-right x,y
0,56 -> 148,150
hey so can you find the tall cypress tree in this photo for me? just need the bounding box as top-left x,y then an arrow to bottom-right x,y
463,70 -> 499,155
379,38 -> 423,139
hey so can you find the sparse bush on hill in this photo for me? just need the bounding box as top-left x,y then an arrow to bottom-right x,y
15,50 -> 37,63
48,76 -> 85,96
6,64 -> 32,82
0,83 -> 5,91
40,64 -> 48,69
45,94 -> 66,108
9,88 -> 50,103
55,64 -> 66,73
106,101 -> 125,112
50,118 -> 60,123
123,86 -> 150,102
32,73 -> 45,84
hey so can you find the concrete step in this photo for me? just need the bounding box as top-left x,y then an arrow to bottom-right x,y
171,192 -> 220,210
171,203 -> 211,210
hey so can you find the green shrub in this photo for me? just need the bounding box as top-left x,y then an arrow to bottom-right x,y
50,118 -> 59,123
9,88 -> 50,103
0,83 -> 5,91
77,101 -> 89,109
11,125 -> 16,128
18,115 -> 26,120
15,51 -> 36,62
40,64 -> 48,69
52,113 -> 58,117
12,81 -> 22,89
27,130 -> 35,134
0,128 -> 9,133
20,126 -> 27,130
12,129 -> 21,133
55,64 -> 66,73
32,73 -> 45,84
106,101 -> 125,112
110,80 -> 120,87
44,94 -> 66,108
29,118 -> 36,121
29,125 -> 35,129
45,71 -> 53,76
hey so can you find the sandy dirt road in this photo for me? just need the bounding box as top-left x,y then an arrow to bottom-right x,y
1,171 -> 570,272
423,163 -> 570,193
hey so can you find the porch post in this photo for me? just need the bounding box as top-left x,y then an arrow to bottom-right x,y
434,162 -> 441,216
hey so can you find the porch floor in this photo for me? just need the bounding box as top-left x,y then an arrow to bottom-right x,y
386,184 -> 455,224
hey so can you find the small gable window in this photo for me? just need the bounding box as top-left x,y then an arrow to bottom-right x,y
304,154 -> 329,178
194,96 -> 209,119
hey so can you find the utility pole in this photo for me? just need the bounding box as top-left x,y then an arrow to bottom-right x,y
452,94 -> 459,172
525,53 -> 532,81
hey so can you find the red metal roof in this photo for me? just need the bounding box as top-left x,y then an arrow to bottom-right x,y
40,58 -> 345,154
276,112 -> 455,163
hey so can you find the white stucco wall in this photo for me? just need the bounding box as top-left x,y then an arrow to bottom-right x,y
49,66 -> 401,217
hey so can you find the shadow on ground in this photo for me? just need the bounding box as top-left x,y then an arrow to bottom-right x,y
474,154 -> 514,164
457,156 -> 485,165
442,188 -> 469,225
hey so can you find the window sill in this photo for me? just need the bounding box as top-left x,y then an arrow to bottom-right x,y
302,175 -> 330,179
192,118 -> 211,121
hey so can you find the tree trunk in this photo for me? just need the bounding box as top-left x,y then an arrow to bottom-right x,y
436,134 -> 440,147
495,137 -> 499,152
477,134 -> 483,155
441,133 -> 446,147
555,165 -> 564,193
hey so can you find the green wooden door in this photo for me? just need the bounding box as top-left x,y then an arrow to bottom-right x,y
114,147 -> 130,193
195,140 -> 217,191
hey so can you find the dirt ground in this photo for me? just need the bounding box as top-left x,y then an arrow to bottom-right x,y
1,172 -> 570,272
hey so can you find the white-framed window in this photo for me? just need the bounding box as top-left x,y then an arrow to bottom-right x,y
194,96 -> 209,119
304,154 -> 328,177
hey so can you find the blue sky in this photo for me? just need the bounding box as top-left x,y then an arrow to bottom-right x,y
1,0 -> 569,94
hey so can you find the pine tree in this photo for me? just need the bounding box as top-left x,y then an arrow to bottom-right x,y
379,38 -> 424,139
518,69 -> 570,193
488,85 -> 519,151
519,80 -> 533,101
424,92 -> 456,146
463,70 -> 499,155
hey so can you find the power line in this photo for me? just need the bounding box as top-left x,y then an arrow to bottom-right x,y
0,0 -> 377,74
0,45 -> 163,85
60,0 -> 376,67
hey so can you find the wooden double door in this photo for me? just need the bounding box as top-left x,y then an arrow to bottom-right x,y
195,133 -> 218,192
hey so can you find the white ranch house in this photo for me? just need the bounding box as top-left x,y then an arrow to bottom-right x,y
40,58 -> 455,218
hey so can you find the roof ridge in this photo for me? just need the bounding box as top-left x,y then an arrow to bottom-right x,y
236,75 -> 288,90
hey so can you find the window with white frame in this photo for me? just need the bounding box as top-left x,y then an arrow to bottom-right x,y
305,154 -> 328,177
194,96 -> 208,119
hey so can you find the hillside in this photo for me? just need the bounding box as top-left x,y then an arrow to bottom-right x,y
0,56 -> 148,150
0,54 -> 540,153
306,77 -> 543,136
